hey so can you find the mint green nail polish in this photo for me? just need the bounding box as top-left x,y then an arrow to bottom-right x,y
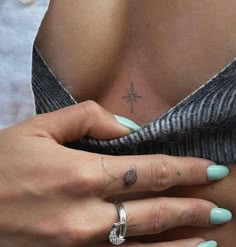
113,115 -> 141,131
207,165 -> 229,180
210,208 -> 232,224
197,240 -> 217,247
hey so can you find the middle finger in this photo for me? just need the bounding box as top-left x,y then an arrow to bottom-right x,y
95,154 -> 228,198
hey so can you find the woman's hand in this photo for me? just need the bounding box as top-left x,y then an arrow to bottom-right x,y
0,100 -> 231,247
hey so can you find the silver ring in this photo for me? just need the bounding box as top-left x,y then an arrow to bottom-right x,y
109,201 -> 127,245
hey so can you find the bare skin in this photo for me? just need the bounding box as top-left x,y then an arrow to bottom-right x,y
0,101 -> 222,246
35,0 -> 236,126
35,0 -> 236,245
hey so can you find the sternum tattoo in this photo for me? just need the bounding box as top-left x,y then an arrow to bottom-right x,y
121,82 -> 142,113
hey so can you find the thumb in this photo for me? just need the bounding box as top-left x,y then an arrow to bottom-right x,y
23,100 -> 141,144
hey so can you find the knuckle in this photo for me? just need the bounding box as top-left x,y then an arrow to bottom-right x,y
34,217 -> 91,245
71,169 -> 99,195
52,211 -> 94,244
180,203 -> 206,226
79,100 -> 101,115
150,155 -> 174,190
57,222 -> 91,244
61,156 -> 103,197
74,162 -> 104,195
66,225 -> 91,244
149,200 -> 169,233
77,171 -> 93,188
58,169 -> 98,197
78,100 -> 103,127
189,203 -> 207,226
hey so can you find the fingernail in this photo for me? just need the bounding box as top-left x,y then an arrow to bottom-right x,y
113,114 -> 141,132
207,165 -> 229,180
197,240 -> 217,247
210,208 -> 232,224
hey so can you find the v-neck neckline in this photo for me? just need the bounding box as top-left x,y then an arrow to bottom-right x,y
134,57 -> 236,131
34,44 -> 236,134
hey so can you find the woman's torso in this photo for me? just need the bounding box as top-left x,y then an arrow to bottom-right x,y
34,1 -> 236,245
35,0 -> 236,127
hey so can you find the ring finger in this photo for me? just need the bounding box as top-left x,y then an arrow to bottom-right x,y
97,197 -> 231,240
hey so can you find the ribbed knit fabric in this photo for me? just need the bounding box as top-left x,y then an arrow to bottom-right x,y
32,45 -> 236,165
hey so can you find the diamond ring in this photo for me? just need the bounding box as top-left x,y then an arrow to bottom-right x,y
109,201 -> 127,245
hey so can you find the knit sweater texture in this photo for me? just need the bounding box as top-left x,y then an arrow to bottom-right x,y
32,45 -> 236,165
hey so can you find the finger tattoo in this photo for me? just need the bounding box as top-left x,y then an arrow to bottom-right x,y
123,165 -> 137,187
100,156 -> 138,193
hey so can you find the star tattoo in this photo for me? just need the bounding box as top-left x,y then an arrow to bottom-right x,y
121,82 -> 142,113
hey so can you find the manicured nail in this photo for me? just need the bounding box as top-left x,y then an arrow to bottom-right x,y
207,165 -> 229,180
113,114 -> 141,132
210,208 -> 232,224
197,240 -> 217,247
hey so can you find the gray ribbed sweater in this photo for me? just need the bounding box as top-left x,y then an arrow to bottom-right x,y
32,45 -> 236,165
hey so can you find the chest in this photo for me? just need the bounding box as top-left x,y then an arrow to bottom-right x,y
35,0 -> 236,126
